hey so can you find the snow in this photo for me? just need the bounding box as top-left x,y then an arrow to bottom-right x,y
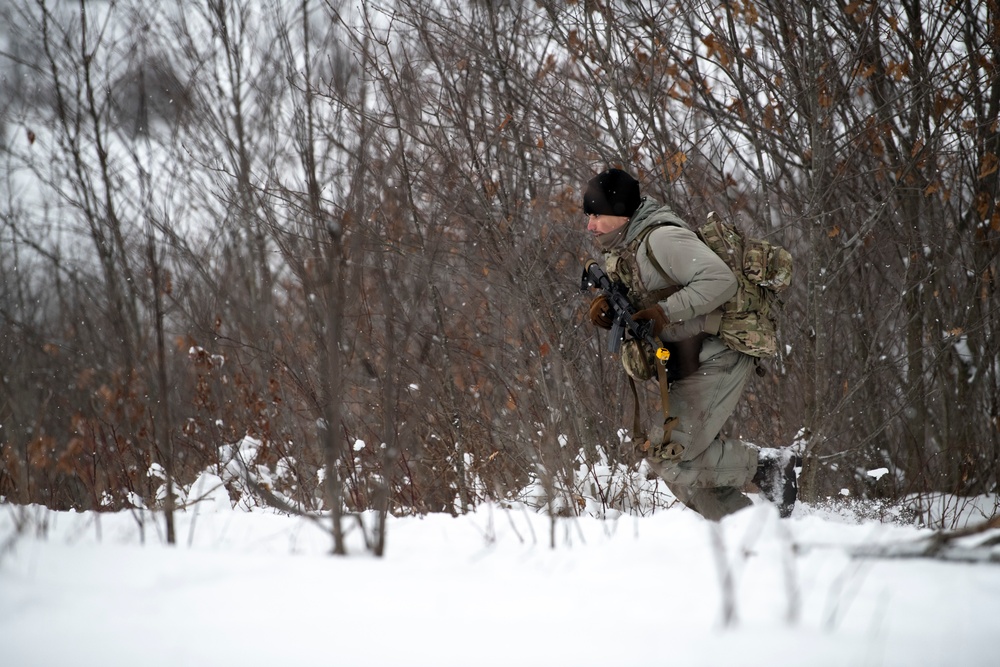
2,497 -> 998,667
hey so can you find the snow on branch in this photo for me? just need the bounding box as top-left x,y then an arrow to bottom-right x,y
852,517 -> 1000,564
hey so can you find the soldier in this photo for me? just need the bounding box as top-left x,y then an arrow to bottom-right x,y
584,168 -> 797,520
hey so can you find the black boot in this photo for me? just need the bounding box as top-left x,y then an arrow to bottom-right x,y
752,449 -> 800,518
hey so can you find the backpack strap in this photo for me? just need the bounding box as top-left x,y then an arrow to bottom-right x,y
642,234 -> 671,288
704,309 -> 723,335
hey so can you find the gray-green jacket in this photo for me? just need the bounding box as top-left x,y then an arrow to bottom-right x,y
616,197 -> 737,359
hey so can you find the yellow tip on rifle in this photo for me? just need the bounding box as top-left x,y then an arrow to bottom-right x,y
655,347 -> 671,362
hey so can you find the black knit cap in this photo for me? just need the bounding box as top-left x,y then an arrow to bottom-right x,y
583,168 -> 641,218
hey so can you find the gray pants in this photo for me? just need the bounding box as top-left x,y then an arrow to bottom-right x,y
647,345 -> 759,521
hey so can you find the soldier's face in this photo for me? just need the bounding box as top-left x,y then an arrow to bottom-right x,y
587,213 -> 629,235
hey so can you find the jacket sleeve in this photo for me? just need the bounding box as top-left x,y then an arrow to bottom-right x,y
644,226 -> 737,322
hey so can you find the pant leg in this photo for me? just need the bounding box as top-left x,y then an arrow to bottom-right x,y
647,346 -> 759,519
666,483 -> 753,521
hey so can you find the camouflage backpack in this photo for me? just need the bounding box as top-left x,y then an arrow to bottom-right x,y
695,212 -> 792,358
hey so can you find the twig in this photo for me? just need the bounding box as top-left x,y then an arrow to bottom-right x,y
852,516 -> 1000,564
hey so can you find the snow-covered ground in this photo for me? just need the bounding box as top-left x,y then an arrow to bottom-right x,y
2,490 -> 998,667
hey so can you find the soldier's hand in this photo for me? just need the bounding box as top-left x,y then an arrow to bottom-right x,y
633,304 -> 669,336
589,295 -> 613,329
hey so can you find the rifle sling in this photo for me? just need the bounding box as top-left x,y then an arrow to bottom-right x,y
630,357 -> 679,459
655,356 -> 679,446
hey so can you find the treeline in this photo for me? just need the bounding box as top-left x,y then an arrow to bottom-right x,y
1,0 -> 997,545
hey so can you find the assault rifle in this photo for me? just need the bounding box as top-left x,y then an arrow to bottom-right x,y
580,260 -> 670,362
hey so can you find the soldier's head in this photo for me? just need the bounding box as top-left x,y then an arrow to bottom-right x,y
583,168 -> 641,235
